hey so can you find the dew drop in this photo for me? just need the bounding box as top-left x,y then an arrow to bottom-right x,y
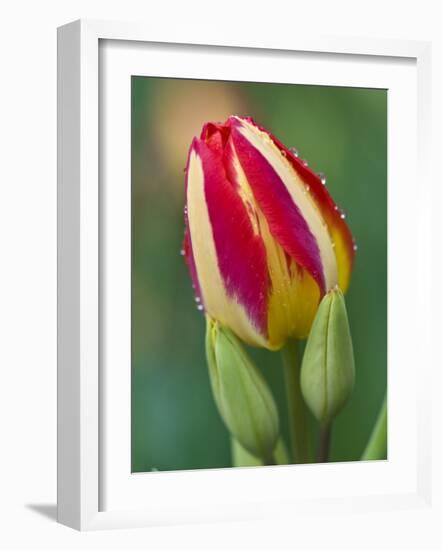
197,304 -> 204,311
318,172 -> 326,185
184,206 -> 188,215
302,160 -> 309,167
195,296 -> 201,303
353,243 -> 358,252
340,212 -> 346,219
305,184 -> 310,192
180,249 -> 185,256
289,147 -> 299,157
334,205 -> 339,211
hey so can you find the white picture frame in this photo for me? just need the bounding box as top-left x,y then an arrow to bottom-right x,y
57,19 -> 433,531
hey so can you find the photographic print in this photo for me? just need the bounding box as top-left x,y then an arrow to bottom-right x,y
131,77 -> 387,472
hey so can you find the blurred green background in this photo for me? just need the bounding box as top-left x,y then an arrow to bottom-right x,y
131,77 -> 387,472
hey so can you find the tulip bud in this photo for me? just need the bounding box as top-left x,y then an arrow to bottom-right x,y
183,116 -> 355,350
205,318 -> 279,462
300,287 -> 355,425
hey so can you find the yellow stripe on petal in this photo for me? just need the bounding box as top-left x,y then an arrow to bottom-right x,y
261,207 -> 321,347
331,225 -> 353,293
268,269 -> 320,346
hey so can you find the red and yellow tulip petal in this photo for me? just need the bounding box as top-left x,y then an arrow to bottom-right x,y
241,116 -> 355,292
229,116 -> 338,294
220,127 -> 324,347
229,122 -> 326,296
185,138 -> 269,347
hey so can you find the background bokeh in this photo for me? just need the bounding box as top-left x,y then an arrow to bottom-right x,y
131,77 -> 387,472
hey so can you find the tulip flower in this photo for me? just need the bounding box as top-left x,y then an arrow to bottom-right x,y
183,116 -> 355,349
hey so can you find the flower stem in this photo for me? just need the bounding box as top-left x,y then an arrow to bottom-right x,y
281,340 -> 312,463
361,395 -> 387,460
263,454 -> 276,466
317,422 -> 332,462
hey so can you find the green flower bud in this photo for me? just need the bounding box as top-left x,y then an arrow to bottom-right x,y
300,287 -> 355,425
206,318 -> 279,462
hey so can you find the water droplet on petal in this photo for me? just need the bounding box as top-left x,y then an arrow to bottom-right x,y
353,243 -> 358,251
340,212 -> 346,219
197,304 -> 204,311
180,249 -> 185,256
318,172 -> 326,185
195,296 -> 201,303
302,160 -> 308,167
289,147 -> 299,157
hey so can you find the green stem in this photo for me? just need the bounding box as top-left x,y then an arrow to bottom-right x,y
361,395 -> 387,460
281,340 -> 312,463
317,422 -> 332,462
263,454 -> 276,466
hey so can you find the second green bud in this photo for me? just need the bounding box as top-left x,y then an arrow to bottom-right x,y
300,287 -> 355,425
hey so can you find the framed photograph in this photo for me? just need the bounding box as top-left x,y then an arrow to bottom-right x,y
57,19 -> 432,530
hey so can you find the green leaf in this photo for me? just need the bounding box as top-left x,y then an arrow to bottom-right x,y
300,288 -> 355,425
361,395 -> 387,460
